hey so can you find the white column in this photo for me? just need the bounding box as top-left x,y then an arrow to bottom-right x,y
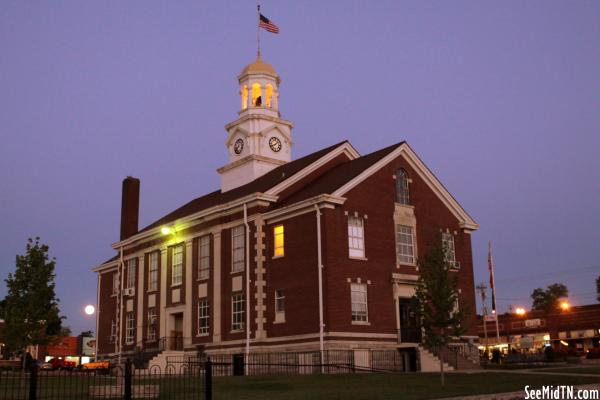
160,248 -> 168,339
212,231 -> 222,343
184,240 -> 193,347
136,255 -> 145,344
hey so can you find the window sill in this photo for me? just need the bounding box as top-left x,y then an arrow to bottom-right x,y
272,255 -> 284,260
273,319 -> 286,324
396,263 -> 417,269
171,283 -> 182,288
351,321 -> 371,326
394,203 -> 414,209
147,289 -> 157,294
230,329 -> 245,334
230,270 -> 244,275
349,256 -> 368,261
196,333 -> 210,337
197,277 -> 209,282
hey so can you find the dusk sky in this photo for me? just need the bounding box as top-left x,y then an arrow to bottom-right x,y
1,1 -> 599,335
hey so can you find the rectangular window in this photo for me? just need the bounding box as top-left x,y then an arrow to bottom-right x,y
396,225 -> 415,265
232,226 -> 245,273
125,312 -> 135,344
273,225 -> 284,257
231,293 -> 245,331
442,232 -> 457,267
148,252 -> 159,292
171,244 -> 183,286
275,289 -> 285,323
351,283 -> 368,322
198,235 -> 210,280
147,308 -> 157,341
110,320 -> 117,343
113,271 -> 119,295
348,216 -> 365,258
126,258 -> 137,289
198,299 -> 210,335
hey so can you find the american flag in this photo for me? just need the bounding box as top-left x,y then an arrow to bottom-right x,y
259,14 -> 280,34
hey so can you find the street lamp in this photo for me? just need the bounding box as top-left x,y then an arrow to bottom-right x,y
84,305 -> 95,316
515,307 -> 526,316
560,301 -> 570,311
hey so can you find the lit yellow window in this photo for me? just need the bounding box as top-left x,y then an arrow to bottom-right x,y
251,83 -> 262,106
274,225 -> 284,257
265,84 -> 273,108
241,85 -> 248,110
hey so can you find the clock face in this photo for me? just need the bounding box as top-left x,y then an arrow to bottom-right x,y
234,138 -> 244,154
269,137 -> 282,152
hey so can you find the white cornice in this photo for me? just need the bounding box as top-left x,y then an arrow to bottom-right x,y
110,192 -> 278,250
263,194 -> 346,224
265,142 -> 360,196
332,143 -> 479,231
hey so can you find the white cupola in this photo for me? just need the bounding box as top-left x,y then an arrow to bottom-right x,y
218,57 -> 294,192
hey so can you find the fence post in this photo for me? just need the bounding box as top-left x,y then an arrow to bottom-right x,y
28,365 -> 37,400
124,359 -> 132,400
205,358 -> 212,400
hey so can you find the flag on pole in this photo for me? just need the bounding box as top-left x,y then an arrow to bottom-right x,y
488,241 -> 497,312
259,14 -> 280,34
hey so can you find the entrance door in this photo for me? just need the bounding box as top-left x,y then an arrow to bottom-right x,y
399,298 -> 421,343
169,313 -> 184,350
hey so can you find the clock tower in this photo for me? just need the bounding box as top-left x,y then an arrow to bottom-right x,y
218,57 -> 294,192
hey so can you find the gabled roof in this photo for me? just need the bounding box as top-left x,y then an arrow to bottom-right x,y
137,140 -> 350,235
278,142 -> 403,206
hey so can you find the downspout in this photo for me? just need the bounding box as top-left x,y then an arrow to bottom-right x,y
243,203 -> 251,375
118,245 -> 124,366
94,272 -> 100,361
314,205 -> 324,373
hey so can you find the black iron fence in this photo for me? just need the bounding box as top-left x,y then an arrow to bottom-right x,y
0,358 -> 210,400
167,349 -> 414,377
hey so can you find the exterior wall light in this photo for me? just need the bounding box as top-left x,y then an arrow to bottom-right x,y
515,307 -> 526,316
161,227 -> 174,235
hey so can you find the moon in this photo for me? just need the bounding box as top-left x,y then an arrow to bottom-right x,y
84,305 -> 95,315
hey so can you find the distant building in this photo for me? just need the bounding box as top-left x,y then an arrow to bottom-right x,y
92,57 -> 480,371
478,304 -> 600,354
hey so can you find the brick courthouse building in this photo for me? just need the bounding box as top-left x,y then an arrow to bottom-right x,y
92,58 -> 480,370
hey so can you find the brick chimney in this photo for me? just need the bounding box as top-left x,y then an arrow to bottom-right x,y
120,176 -> 140,241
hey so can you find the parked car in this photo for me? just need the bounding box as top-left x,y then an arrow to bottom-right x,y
81,361 -> 110,371
43,358 -> 76,370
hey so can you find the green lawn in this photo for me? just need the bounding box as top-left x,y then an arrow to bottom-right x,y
530,366 -> 600,375
213,372 -> 600,400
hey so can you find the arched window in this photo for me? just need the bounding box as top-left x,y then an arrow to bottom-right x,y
251,83 -> 262,107
396,169 -> 410,205
241,85 -> 248,110
265,84 -> 273,108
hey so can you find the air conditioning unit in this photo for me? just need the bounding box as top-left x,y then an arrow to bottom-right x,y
123,287 -> 135,296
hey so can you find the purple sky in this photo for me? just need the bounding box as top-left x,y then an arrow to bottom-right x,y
1,1 -> 599,335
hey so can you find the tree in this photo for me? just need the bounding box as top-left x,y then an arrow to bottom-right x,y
531,283 -> 568,312
0,238 -> 65,354
413,238 -> 466,386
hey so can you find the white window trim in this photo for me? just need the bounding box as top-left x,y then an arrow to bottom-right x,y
231,292 -> 245,332
126,258 -> 137,289
231,226 -> 245,273
396,224 -> 416,266
348,215 -> 366,259
171,244 -> 183,287
125,313 -> 135,345
148,252 -> 159,292
197,298 -> 210,336
442,231 -> 459,269
351,283 -> 369,324
146,308 -> 157,342
198,235 -> 211,281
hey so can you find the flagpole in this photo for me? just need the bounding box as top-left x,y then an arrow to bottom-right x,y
489,241 -> 501,346
256,4 -> 261,59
